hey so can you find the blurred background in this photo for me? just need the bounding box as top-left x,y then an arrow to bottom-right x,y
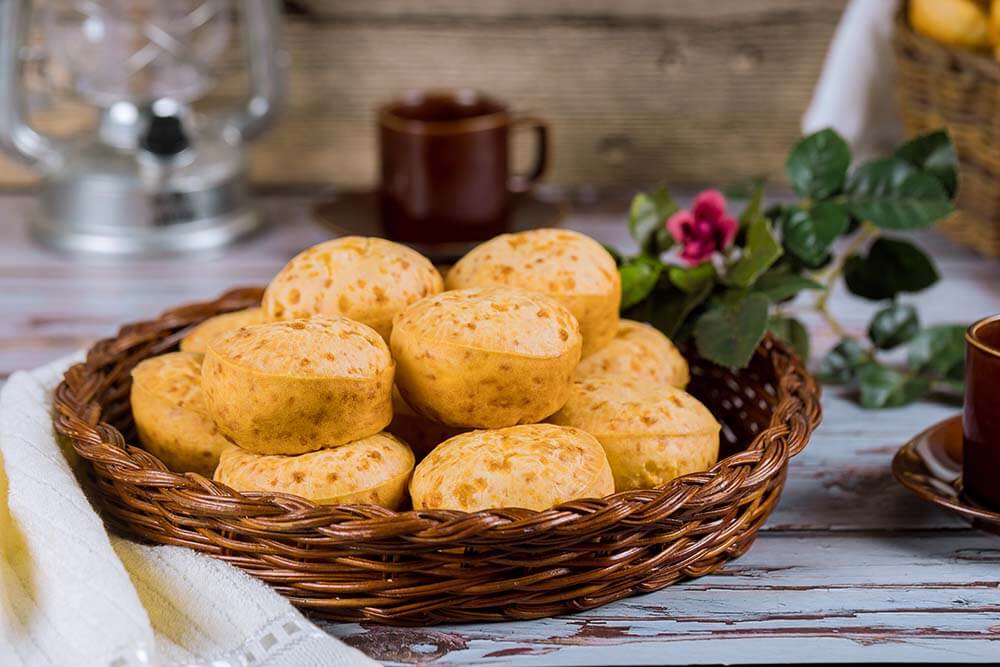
0,0 -> 846,191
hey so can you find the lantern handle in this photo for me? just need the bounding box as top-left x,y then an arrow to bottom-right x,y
0,0 -> 61,166
224,0 -> 286,141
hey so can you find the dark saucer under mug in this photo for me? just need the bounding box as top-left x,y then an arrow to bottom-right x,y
892,415 -> 1000,535
314,191 -> 567,263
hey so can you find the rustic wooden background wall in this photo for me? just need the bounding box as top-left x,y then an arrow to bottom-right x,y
0,0 -> 846,189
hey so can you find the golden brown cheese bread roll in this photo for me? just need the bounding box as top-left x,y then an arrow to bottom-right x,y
180,307 -> 264,355
445,228 -> 620,356
214,432 -> 414,508
262,236 -> 443,340
548,376 -> 719,491
130,351 -> 231,476
576,319 -> 689,388
387,386 -> 467,461
202,317 -> 394,454
410,424 -> 614,511
391,287 -> 582,428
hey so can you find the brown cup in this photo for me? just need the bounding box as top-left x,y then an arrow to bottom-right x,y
963,314 -> 1000,510
378,89 -> 549,243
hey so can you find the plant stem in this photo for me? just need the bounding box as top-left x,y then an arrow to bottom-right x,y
810,224 -> 879,339
815,299 -> 846,338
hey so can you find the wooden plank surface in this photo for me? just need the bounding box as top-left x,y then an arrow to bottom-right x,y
1,191 -> 999,664
323,533 -> 1000,665
0,0 -> 845,188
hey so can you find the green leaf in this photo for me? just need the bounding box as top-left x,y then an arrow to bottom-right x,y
845,156 -> 917,199
868,303 -> 920,350
846,172 -> 953,230
818,338 -> 871,384
668,262 -> 716,294
908,324 -> 966,381
619,256 -> 663,309
894,130 -> 958,197
651,227 -> 673,254
786,128 -> 851,199
768,315 -> 810,361
632,281 -> 713,341
781,202 -> 849,264
724,215 -> 783,287
843,237 -> 939,301
635,264 -> 716,339
642,293 -> 689,340
693,292 -> 770,368
738,185 -> 765,227
858,364 -> 931,409
752,267 -> 823,303
629,186 -> 678,256
788,251 -> 834,272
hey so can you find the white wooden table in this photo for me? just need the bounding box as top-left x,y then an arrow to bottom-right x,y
2,192 -> 998,665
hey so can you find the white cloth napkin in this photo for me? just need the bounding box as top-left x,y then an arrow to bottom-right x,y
802,0 -> 904,158
0,355 -> 378,667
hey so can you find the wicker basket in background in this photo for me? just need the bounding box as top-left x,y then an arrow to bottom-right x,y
54,288 -> 821,625
894,11 -> 1000,258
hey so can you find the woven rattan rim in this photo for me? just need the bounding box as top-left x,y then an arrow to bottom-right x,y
52,287 -> 821,624
894,11 -> 1000,80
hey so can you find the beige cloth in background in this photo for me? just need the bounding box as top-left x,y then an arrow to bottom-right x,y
0,355 -> 378,667
802,0 -> 904,159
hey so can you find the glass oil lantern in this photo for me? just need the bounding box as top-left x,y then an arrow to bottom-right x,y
0,0 -> 285,254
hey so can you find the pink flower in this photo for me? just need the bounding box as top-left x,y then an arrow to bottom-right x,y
666,189 -> 738,266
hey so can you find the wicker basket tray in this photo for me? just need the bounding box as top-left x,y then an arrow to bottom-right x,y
53,287 -> 821,625
894,10 -> 1000,257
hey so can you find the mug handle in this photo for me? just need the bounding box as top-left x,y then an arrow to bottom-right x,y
508,115 -> 549,193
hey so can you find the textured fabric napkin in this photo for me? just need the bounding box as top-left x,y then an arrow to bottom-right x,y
802,0 -> 904,158
0,355 -> 378,667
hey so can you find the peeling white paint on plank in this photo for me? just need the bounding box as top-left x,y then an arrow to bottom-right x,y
324,533 -> 1000,665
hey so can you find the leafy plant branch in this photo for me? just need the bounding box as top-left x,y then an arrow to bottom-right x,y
612,128 -> 967,409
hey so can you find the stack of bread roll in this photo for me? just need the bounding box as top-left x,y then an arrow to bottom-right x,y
130,230 -> 721,512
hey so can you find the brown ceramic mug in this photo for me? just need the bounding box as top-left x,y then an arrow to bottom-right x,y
963,314 -> 1000,510
378,89 -> 549,243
